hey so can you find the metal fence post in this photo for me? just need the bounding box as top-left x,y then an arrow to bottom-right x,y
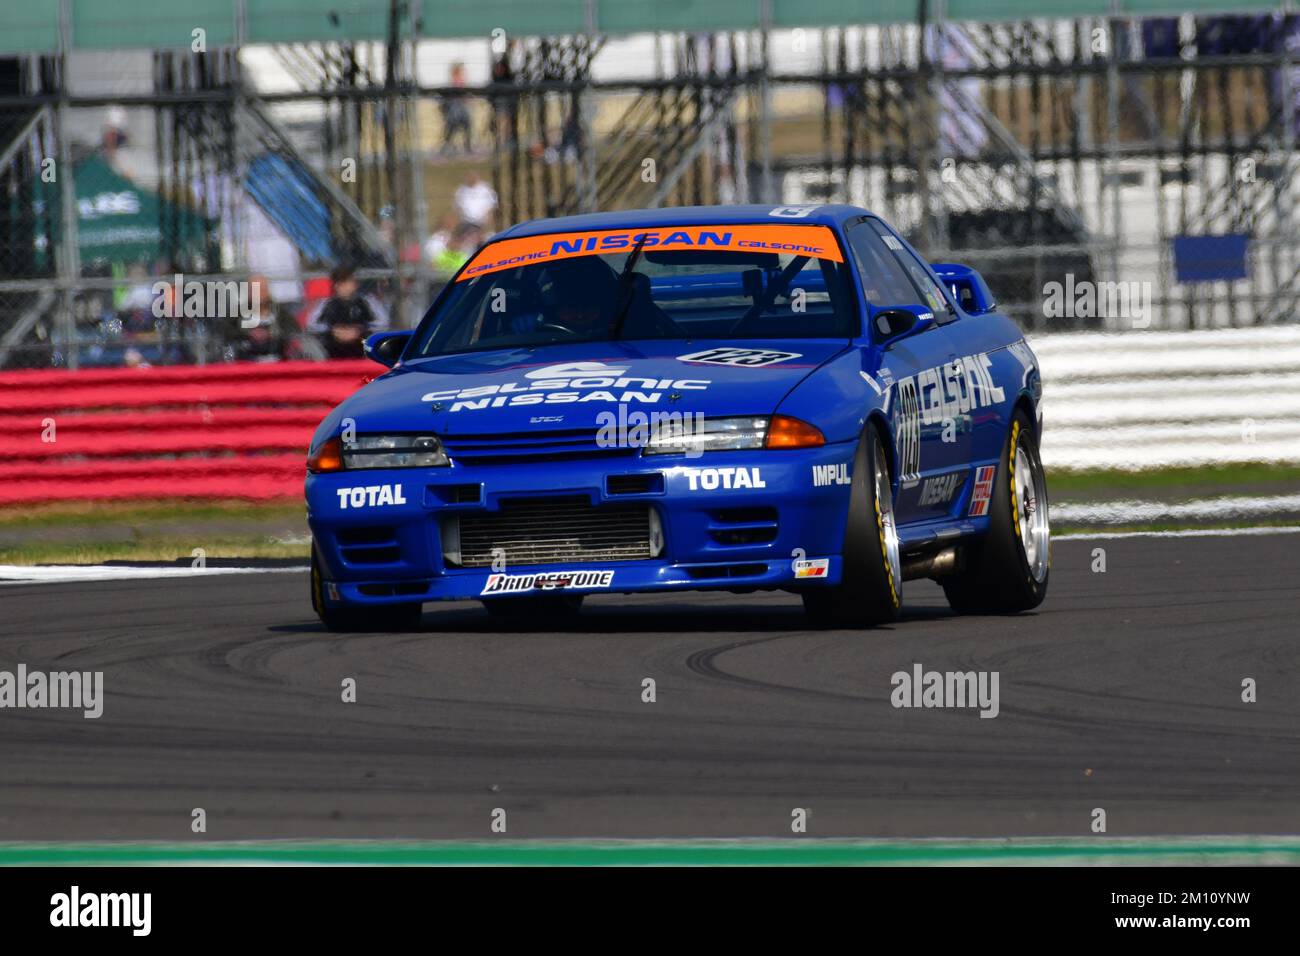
759,0 -> 774,203
56,0 -> 79,370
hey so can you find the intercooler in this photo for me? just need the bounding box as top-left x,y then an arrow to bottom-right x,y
442,496 -> 659,568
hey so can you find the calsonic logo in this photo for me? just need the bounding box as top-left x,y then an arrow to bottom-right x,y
481,570 -> 615,595
793,558 -> 829,578
422,362 -> 710,412
336,484 -> 407,509
893,352 -> 1004,484
812,463 -> 850,487
525,362 -> 626,380
918,471 -> 963,506
677,347 -> 802,367
898,352 -> 1005,427
681,466 -> 765,491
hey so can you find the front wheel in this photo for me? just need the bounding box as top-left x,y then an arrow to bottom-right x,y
802,423 -> 902,628
942,409 -> 1050,614
311,546 -> 424,632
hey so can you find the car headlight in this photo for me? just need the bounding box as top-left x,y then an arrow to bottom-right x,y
643,416 -> 770,455
307,434 -> 450,472
641,414 -> 826,455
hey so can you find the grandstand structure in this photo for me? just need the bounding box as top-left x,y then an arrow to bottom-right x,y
0,1 -> 1296,367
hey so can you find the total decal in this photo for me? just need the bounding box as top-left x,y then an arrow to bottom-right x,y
967,465 -> 997,517
891,351 -> 1006,482
680,466 -> 765,491
336,484 -> 407,509
481,569 -> 616,595
422,362 -> 710,412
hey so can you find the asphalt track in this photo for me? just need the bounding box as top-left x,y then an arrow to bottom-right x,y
0,533 -> 1297,842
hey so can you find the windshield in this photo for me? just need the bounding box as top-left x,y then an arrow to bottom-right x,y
409,224 -> 857,358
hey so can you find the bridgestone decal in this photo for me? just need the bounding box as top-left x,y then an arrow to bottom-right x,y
481,570 -> 615,595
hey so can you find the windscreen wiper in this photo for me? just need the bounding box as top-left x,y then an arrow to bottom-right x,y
609,234 -> 649,340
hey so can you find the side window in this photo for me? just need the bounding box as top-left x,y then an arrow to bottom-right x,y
867,219 -> 953,316
846,222 -> 920,308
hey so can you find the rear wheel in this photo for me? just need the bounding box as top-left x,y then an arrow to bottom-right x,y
802,423 -> 901,628
311,546 -> 424,632
942,409 -> 1050,614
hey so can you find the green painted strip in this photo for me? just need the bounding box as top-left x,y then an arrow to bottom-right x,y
2,838 -> 1298,866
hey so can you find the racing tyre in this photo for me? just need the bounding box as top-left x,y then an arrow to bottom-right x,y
311,546 -> 424,632
942,409 -> 1050,614
802,423 -> 902,628
482,594 -> 585,621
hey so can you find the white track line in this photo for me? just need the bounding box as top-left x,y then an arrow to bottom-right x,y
0,565 -> 307,586
1054,526 -> 1300,540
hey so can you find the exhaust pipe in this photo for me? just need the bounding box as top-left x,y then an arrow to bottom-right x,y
901,546 -> 959,581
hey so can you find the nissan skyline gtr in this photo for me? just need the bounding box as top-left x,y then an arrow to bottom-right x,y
304,204 -> 1049,630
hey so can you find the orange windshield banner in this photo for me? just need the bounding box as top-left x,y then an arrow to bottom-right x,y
456,224 -> 844,281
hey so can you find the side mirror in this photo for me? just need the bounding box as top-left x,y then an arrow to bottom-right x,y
872,305 -> 935,347
364,330 -> 412,367
930,263 -> 997,315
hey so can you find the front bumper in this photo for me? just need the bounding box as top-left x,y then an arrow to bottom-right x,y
306,443 -> 857,605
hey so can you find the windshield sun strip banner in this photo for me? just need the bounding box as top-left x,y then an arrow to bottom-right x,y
456,224 -> 845,282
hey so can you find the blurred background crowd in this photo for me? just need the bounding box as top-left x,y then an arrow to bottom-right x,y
2,4 -> 1298,368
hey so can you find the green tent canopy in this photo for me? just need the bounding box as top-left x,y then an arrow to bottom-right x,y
44,154 -> 211,267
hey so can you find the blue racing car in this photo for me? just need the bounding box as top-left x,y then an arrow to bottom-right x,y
305,204 -> 1049,630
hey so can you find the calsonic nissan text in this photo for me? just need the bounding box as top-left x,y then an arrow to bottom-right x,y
305,205 -> 1049,629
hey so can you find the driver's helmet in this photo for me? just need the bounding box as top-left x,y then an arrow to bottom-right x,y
539,258 -> 618,330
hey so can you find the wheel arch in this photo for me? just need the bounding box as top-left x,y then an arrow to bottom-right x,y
863,409 -> 895,486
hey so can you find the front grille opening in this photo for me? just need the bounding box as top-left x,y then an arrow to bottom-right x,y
710,527 -> 778,546
606,473 -> 664,496
337,526 -> 397,546
429,483 -> 482,505
685,563 -> 768,580
710,507 -> 778,524
342,546 -> 402,565
707,506 -> 778,546
451,496 -> 656,568
441,428 -> 634,465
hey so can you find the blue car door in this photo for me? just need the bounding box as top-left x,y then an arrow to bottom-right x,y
844,218 -> 965,525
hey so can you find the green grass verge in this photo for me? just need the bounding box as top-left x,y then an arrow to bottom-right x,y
0,499 -> 303,529
0,537 -> 308,566
1046,462 -> 1300,495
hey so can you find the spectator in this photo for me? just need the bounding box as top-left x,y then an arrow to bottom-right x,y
234,275 -> 302,361
441,62 -> 473,155
423,212 -> 458,269
454,170 -> 498,229
491,40 -> 519,147
308,264 -> 389,359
